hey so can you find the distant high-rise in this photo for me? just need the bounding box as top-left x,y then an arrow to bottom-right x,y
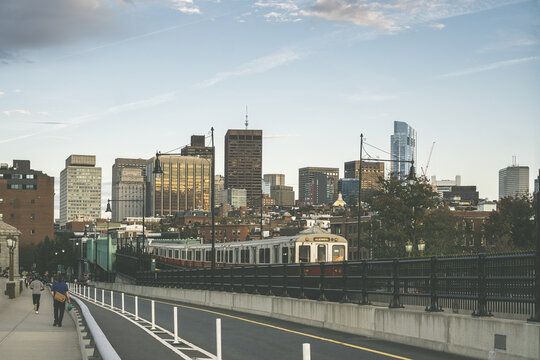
60,155 -> 102,225
263,174 -> 285,187
344,160 -> 384,196
499,165 -> 529,199
270,185 -> 295,206
535,170 -> 539,194
0,160 -> 54,246
390,121 -> 417,179
111,158 -> 147,222
181,135 -> 213,160
147,155 -> 211,216
222,188 -> 247,208
224,129 -> 262,208
298,167 -> 339,205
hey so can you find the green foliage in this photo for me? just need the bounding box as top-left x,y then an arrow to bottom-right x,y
484,195 -> 536,252
33,234 -> 77,274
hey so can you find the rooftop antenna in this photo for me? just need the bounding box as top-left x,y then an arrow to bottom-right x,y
512,155 -> 517,167
245,105 -> 248,129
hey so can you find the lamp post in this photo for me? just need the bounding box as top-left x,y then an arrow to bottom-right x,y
154,128 -> 216,279
6,238 -> 16,282
357,133 -> 416,260
405,241 -> 413,257
418,239 -> 426,255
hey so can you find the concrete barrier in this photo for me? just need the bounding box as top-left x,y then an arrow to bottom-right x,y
92,282 -> 540,360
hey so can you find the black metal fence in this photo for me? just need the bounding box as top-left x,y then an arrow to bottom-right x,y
117,252 -> 538,320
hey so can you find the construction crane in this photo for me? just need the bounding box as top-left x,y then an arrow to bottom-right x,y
421,141 -> 436,177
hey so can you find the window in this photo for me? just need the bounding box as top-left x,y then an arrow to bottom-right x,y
332,245 -> 345,262
290,247 -> 295,263
26,174 -> 35,179
10,213 -> 14,219
181,250 -> 186,260
30,229 -> 35,235
175,250 -> 179,259
168,250 -> 173,258
317,245 -> 326,262
258,248 -> 270,264
195,250 -> 201,261
187,250 -> 192,260
299,245 -> 310,263
205,251 -> 211,262
30,214 -> 35,220
30,199 -> 35,204
281,247 -> 289,264
274,245 -> 280,264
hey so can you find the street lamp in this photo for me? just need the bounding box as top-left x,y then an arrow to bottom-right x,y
6,238 -> 16,282
418,239 -> 426,254
405,240 -> 413,257
357,133 -> 416,260
154,127 -> 216,284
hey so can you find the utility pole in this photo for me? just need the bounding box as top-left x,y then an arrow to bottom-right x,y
357,134 -> 363,261
211,127 -> 216,287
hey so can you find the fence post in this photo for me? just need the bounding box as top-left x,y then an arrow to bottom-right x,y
340,260 -> 349,303
360,259 -> 370,305
101,289 -> 105,306
267,265 -> 274,296
151,300 -> 155,330
121,293 -> 125,314
110,290 -> 114,310
473,253 -> 492,317
230,266 -> 234,292
135,296 -> 139,320
389,258 -> 403,308
299,263 -> 306,299
282,263 -> 289,297
253,265 -> 259,295
529,172 -> 540,322
426,256 -> 443,312
94,287 -> 97,302
318,262 -> 327,301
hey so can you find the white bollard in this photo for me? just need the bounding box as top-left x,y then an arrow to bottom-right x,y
151,300 -> 155,330
121,293 -> 125,314
216,319 -> 222,360
94,288 -> 97,302
303,343 -> 311,360
173,307 -> 179,344
111,290 -> 114,309
102,289 -> 105,306
135,296 -> 139,320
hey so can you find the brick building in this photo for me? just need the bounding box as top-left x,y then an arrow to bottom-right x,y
0,160 -> 54,247
199,224 -> 252,243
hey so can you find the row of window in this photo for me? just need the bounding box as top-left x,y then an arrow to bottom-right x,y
0,173 -> 36,179
7,184 -> 37,190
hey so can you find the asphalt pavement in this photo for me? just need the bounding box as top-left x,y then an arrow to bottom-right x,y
76,287 -> 474,360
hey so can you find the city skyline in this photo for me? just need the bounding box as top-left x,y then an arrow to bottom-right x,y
1,0 -> 539,216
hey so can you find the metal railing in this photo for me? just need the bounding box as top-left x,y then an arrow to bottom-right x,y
117,252 -> 538,319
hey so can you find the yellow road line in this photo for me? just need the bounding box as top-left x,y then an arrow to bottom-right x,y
123,293 -> 412,360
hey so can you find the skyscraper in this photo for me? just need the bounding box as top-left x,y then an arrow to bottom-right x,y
390,121 -> 417,179
263,174 -> 285,187
0,160 -> 54,247
499,165 -> 529,199
181,135 -> 213,160
224,129 -> 262,208
344,160 -> 384,198
111,158 -> 147,222
60,155 -> 102,225
298,167 -> 339,205
147,155 -> 211,216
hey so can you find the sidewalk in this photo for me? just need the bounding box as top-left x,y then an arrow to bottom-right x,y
0,278 -> 81,360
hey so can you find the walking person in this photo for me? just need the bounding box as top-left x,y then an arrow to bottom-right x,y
30,277 -> 45,314
50,275 -> 70,327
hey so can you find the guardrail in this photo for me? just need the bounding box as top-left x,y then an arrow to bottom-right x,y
117,252 -> 537,319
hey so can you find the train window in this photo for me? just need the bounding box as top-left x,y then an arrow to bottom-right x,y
181,250 -> 186,260
168,250 -> 173,258
299,245 -> 310,263
258,248 -> 270,263
317,245 -> 326,262
252,248 -> 257,264
274,246 -> 280,263
205,251 -> 211,262
196,250 -> 201,261
224,250 -> 229,263
235,249 -> 239,263
282,247 -> 289,264
187,251 -> 192,260
229,250 -> 234,263
290,247 -> 295,263
175,250 -> 179,259
332,245 -> 345,262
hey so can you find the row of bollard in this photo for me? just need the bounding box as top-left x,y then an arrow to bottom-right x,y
72,283 -> 311,360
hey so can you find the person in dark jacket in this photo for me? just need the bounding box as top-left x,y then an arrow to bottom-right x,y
50,275 -> 70,327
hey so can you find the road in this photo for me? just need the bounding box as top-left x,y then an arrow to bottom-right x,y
74,288 -> 472,360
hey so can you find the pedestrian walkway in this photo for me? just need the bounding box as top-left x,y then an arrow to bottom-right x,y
0,278 -> 81,360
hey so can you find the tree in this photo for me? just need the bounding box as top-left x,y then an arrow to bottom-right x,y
483,195 -> 536,252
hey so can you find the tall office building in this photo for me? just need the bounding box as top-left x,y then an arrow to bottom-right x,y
298,167 -> 339,205
390,121 -> 417,179
60,155 -> 101,225
499,165 -> 529,199
0,160 -> 54,246
535,170 -> 539,194
181,135 -> 213,160
344,160 -> 384,195
224,129 -> 262,208
111,158 -> 147,222
147,155 -> 211,216
263,174 -> 285,187
270,185 -> 295,207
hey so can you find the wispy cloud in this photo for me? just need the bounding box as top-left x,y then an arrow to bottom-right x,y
434,56 -> 540,80
345,92 -> 400,102
107,91 -> 178,114
14,89 -> 22,93
0,91 -> 5,96
478,39 -> 539,53
2,109 -> 31,116
168,0 -> 201,14
197,48 -> 305,88
254,1 -> 303,23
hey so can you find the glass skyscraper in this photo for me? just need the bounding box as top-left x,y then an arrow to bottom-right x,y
390,121 -> 417,179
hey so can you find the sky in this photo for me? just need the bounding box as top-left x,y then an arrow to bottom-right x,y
1,0 -> 539,219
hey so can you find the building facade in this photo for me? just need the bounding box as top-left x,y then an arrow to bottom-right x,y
390,121 -> 417,179
0,160 -> 54,246
263,174 -> 285,187
60,155 -> 102,225
498,166 -> 529,199
111,158 -> 147,222
298,167 -> 339,205
270,185 -> 295,206
344,160 -> 384,197
181,135 -> 213,160
147,155 -> 211,217
431,175 -> 462,196
224,129 -> 262,208
222,188 -> 247,208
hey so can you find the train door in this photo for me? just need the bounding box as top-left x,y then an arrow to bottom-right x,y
298,244 -> 311,263
317,244 -> 326,262
281,247 -> 289,264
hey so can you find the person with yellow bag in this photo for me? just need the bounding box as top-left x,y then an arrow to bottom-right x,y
50,275 -> 70,327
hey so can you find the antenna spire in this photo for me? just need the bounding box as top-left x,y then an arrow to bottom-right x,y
245,105 -> 248,129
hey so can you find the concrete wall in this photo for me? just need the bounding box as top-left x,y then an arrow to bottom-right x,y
91,282 -> 540,360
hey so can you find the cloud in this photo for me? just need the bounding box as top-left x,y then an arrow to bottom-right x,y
34,121 -> 64,125
14,89 -> 23,93
254,1 -> 302,22
345,93 -> 399,102
0,91 -> 4,96
428,23 -> 445,30
2,109 -> 31,116
434,56 -> 540,80
478,39 -> 539,53
168,0 -> 201,14
107,91 -> 178,113
198,48 -> 305,87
